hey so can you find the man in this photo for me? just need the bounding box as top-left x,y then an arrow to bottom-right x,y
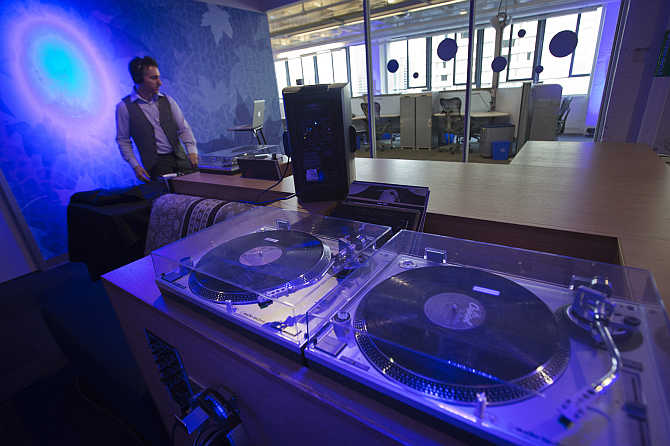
116,56 -> 198,182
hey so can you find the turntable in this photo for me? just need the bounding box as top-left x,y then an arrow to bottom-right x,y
151,203 -> 391,353
305,230 -> 670,445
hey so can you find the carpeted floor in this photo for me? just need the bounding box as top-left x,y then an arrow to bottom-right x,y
0,262 -> 167,446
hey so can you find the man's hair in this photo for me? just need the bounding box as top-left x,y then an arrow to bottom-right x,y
129,56 -> 158,84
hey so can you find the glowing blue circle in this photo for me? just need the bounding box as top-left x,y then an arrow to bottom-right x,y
535,65 -> 544,74
492,56 -> 507,73
518,29 -> 527,38
387,59 -> 399,73
437,38 -> 458,61
549,30 -> 578,58
9,13 -> 115,131
29,34 -> 93,107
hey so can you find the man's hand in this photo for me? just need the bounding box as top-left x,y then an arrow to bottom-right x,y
133,165 -> 151,182
188,152 -> 199,167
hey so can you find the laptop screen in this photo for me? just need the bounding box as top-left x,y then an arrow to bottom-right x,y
252,100 -> 265,128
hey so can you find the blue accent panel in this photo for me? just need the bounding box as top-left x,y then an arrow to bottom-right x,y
0,0 -> 280,260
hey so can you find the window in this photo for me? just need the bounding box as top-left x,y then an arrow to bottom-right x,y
387,40 -> 408,93
274,60 -> 288,96
507,19 -> 537,80
480,27 -> 501,87
287,58 -> 303,86
316,52 -> 333,84
572,9 -> 602,75
539,9 -> 603,95
349,45 -> 367,97
332,48 -> 348,83
431,34 -> 455,91
384,38 -> 427,93
301,55 -> 316,85
273,8 -> 603,98
408,38 -> 427,88
540,13 -> 578,80
454,31 -> 471,85
481,20 -> 537,88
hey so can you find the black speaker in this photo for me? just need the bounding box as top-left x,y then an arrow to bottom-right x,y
282,84 -> 355,202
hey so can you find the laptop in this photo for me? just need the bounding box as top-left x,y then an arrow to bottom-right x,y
252,100 -> 265,129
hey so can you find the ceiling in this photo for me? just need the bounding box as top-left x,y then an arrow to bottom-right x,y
201,0 -> 299,13
266,0 -> 614,55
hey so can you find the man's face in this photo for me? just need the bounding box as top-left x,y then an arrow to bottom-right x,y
138,65 -> 161,97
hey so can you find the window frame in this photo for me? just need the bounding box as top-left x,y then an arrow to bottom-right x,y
384,37 -> 430,93
504,22 -> 539,82
538,11 -> 595,81
452,30 -> 471,87
272,7 -> 602,97
567,12 -> 594,78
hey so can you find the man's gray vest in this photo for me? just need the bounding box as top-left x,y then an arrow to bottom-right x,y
122,95 -> 186,171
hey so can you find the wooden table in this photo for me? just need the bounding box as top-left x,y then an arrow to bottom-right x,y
352,114 -> 399,121
432,111 -> 510,119
173,142 -> 670,306
103,140 -> 670,445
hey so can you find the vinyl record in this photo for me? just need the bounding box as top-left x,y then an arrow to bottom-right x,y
354,266 -> 570,404
189,230 -> 331,304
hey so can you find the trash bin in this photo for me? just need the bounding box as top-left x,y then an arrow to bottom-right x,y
492,141 -> 511,160
480,123 -> 515,157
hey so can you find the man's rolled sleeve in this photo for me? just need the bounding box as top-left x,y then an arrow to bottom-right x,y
115,102 -> 140,168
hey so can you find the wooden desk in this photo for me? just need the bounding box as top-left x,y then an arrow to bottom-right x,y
512,140 -> 666,172
104,140 -> 670,444
174,142 -> 670,305
352,114 -> 399,121
432,111 -> 510,119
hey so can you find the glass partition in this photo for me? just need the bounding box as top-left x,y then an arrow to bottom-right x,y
269,0 -> 622,163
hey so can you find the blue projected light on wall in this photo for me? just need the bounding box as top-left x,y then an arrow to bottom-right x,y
29,34 -> 93,112
8,13 -> 114,132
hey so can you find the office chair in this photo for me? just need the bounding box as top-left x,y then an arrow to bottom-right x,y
361,102 -> 392,150
440,97 -> 465,153
556,97 -> 573,136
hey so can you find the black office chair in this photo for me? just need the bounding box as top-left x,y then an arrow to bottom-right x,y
557,97 -> 573,136
440,97 -> 465,153
361,102 -> 392,149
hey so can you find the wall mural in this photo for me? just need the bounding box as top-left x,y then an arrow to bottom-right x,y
0,0 -> 280,260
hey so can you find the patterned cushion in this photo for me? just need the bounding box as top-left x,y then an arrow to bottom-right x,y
144,194 -> 233,254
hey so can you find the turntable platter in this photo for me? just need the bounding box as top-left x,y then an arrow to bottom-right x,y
189,230 -> 331,304
353,266 -> 570,404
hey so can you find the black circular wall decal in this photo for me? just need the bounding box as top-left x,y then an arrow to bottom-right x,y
387,59 -> 400,73
492,56 -> 507,73
437,38 -> 458,61
549,30 -> 578,58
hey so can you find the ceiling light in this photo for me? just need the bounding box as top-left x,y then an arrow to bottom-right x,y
286,0 -> 466,39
